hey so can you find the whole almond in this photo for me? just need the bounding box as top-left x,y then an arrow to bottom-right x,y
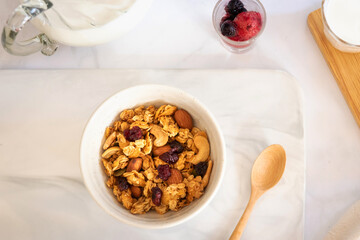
130,186 -> 142,198
174,109 -> 193,129
126,158 -> 143,172
166,168 -> 183,185
153,145 -> 171,156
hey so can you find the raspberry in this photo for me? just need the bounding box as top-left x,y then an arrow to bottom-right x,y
124,126 -> 143,141
225,0 -> 247,16
117,177 -> 129,191
157,165 -> 171,181
194,161 -> 208,178
221,20 -> 237,37
232,11 -> 262,41
159,152 -> 179,164
169,141 -> 184,154
151,187 -> 162,206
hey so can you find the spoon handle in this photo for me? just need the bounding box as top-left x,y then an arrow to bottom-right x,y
229,191 -> 262,240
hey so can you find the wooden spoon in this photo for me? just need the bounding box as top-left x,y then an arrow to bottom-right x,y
229,144 -> 286,240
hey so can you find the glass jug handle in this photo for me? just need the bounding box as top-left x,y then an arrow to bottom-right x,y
1,0 -> 58,56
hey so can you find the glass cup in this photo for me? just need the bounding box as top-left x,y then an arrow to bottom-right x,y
212,0 -> 266,53
321,0 -> 360,53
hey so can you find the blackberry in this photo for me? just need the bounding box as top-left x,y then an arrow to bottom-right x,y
225,0 -> 247,16
221,20 -> 237,37
221,13 -> 236,24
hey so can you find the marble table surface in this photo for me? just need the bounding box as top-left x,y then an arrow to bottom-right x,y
1,0 -> 360,239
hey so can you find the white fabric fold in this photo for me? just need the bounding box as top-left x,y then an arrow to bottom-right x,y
324,200 -> 360,240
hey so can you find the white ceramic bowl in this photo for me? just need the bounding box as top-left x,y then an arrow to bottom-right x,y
80,85 -> 226,229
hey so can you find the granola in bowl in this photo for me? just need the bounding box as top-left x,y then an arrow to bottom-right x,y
101,104 -> 213,215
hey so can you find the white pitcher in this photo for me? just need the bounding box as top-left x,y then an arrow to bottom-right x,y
2,0 -> 152,56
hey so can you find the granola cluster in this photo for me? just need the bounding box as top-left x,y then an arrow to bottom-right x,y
101,104 -> 213,214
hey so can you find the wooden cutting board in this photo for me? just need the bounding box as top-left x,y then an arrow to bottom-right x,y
308,9 -> 360,127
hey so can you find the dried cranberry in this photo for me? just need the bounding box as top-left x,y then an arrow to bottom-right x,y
159,152 -> 179,164
157,164 -> 172,181
117,177 -> 129,191
124,126 -> 143,141
151,187 -> 162,206
194,161 -> 208,177
169,141 -> 184,154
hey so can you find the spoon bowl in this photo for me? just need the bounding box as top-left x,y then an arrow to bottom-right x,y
251,144 -> 286,191
230,144 -> 286,240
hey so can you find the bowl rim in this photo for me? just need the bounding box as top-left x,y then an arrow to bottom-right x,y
79,84 -> 227,229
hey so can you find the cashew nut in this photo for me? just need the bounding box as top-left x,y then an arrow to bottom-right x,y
194,131 -> 208,139
190,135 -> 210,165
150,125 -> 168,147
201,160 -> 213,188
101,146 -> 120,159
103,131 -> 117,150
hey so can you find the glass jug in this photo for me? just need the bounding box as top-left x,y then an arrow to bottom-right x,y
2,0 -> 151,56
